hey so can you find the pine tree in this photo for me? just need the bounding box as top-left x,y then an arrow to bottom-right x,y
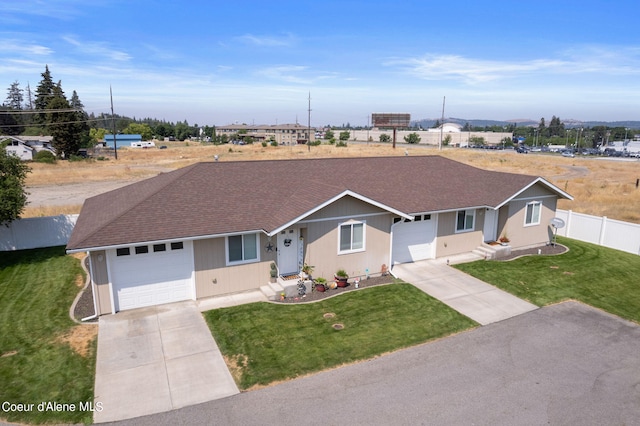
34,65 -> 55,125
5,81 -> 23,110
70,90 -> 91,148
47,82 -> 81,158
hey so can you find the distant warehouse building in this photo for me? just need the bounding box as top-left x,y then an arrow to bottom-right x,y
103,134 -> 143,149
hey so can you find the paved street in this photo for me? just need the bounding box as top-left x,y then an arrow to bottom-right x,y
107,301 -> 640,425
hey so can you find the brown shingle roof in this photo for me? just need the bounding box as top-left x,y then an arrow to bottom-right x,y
66,156 -> 566,251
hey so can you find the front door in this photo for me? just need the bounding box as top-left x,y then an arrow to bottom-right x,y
277,228 -> 299,275
484,209 -> 498,242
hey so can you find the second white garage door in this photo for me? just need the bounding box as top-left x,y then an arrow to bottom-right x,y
108,241 -> 194,312
392,215 -> 437,264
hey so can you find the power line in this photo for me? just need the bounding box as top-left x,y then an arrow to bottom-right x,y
0,116 -> 116,128
0,108 -> 83,114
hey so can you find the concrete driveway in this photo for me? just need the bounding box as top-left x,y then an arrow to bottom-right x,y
393,259 -> 538,324
110,301 -> 640,426
94,301 -> 238,423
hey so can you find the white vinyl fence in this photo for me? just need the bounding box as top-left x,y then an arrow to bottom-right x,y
0,215 -> 78,251
555,209 -> 640,255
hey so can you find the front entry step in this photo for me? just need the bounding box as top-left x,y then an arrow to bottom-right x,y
260,282 -> 284,300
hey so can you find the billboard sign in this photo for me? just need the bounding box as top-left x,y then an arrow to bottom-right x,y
371,113 -> 410,128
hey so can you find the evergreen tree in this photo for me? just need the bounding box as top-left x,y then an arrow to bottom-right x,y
2,81 -> 24,134
5,81 -> 23,110
47,82 -> 81,158
0,107 -> 23,135
34,65 -> 55,125
548,116 -> 564,137
69,90 -> 91,148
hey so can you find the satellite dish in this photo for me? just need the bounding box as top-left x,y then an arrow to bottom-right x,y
550,217 -> 565,228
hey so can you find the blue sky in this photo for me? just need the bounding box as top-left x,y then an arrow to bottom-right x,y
1,0 -> 639,126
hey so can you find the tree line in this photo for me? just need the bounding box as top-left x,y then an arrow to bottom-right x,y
1,65 -> 210,158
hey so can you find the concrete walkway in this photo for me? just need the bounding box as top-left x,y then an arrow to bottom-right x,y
392,258 -> 538,325
94,301 -> 239,423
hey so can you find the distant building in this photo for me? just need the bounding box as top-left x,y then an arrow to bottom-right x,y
426,122 -> 463,133
216,123 -> 315,145
103,134 -> 142,149
2,136 -> 55,161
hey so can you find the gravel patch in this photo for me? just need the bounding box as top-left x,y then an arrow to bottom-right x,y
275,275 -> 395,304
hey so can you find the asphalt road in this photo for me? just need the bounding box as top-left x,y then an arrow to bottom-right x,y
106,301 -> 640,426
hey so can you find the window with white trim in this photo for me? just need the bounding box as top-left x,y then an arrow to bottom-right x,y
338,221 -> 365,253
525,201 -> 541,225
456,209 -> 475,232
227,233 -> 259,264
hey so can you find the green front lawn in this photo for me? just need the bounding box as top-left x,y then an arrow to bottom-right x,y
455,237 -> 640,323
0,247 -> 96,425
204,283 -> 477,390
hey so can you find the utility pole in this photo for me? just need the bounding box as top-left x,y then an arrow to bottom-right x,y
110,86 -> 118,160
307,92 -> 311,152
440,96 -> 445,150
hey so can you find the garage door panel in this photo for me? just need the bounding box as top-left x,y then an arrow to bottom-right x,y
109,242 -> 193,312
393,218 -> 436,264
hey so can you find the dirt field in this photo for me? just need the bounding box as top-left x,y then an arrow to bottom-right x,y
24,142 -> 640,224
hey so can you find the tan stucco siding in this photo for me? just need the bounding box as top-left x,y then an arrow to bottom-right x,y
194,234 -> 276,298
89,250 -> 112,315
503,196 -> 558,248
304,195 -> 391,221
303,213 -> 392,280
434,210 -> 483,257
516,183 -> 557,199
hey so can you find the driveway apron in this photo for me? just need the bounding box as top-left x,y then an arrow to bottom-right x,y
93,301 -> 239,423
393,260 -> 538,325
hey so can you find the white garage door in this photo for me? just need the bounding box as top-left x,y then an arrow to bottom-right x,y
392,215 -> 437,264
108,241 -> 194,311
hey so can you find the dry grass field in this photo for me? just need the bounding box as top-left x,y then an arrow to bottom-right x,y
24,142 -> 640,224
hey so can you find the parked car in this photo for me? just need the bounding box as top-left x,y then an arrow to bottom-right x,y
516,146 -> 529,154
562,150 -> 575,158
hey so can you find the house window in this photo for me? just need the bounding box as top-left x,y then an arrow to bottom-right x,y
456,210 -> 475,232
171,242 -> 183,250
339,221 -> 365,253
116,248 -> 130,256
153,244 -> 166,252
135,245 -> 149,254
227,233 -> 259,264
525,201 -> 542,226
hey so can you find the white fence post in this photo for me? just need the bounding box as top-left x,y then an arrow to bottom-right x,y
599,216 -> 607,246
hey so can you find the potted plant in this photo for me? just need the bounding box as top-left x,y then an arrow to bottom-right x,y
335,269 -> 349,287
498,235 -> 510,245
314,277 -> 327,292
301,263 -> 314,280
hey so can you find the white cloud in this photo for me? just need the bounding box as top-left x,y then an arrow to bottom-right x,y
237,33 -> 297,47
0,39 -> 52,56
387,47 -> 640,84
62,35 -> 131,62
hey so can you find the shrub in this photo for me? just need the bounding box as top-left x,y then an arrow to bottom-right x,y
34,150 -> 56,164
336,141 -> 348,147
261,141 -> 268,147
270,140 -> 278,147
